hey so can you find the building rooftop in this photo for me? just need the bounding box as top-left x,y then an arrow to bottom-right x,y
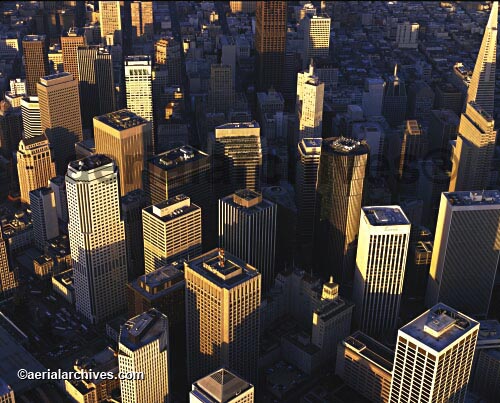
68,154 -> 113,172
120,309 -> 168,351
193,368 -> 252,403
145,195 -> 200,222
476,320 -> 500,349
23,34 -> 46,41
0,378 -> 12,397
124,55 -> 151,65
322,137 -> 369,156
29,187 -> 53,198
75,346 -> 118,378
405,120 -> 422,135
343,331 -> 394,373
94,109 -> 149,131
187,249 -> 260,289
444,190 -> 500,206
130,261 -> 185,300
39,72 -> 73,85
221,190 -> 275,213
149,145 -> 208,171
362,206 -> 410,226
299,138 -> 322,155
216,120 -> 259,131
400,303 -> 479,352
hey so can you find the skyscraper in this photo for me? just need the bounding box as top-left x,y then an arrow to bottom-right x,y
0,233 -> 17,300
20,96 -> 42,139
382,66 -> 407,128
426,191 -> 500,318
190,368 -> 255,403
219,189 -> 277,291
29,187 -> 59,250
130,1 -> 153,41
185,249 -> 261,384
17,135 -> 56,204
317,137 -> 369,282
296,63 -> 325,140
353,206 -> 410,338
208,64 -> 235,114
119,309 -> 170,403
99,1 -> 122,45
255,1 -> 287,91
143,195 -> 202,273
302,13 -> 331,68
125,55 -> 154,154
154,37 -> 182,85
295,138 -> 321,252
362,78 -> 385,118
229,1 -> 257,14
94,110 -> 151,196
37,72 -> 83,174
389,303 -> 479,403
212,122 -> 262,197
449,2 -> 498,192
66,155 -> 127,324
22,35 -> 49,96
61,28 -> 86,81
49,175 -> 69,223
77,45 -> 116,129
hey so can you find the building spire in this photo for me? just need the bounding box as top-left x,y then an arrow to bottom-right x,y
466,1 -> 498,115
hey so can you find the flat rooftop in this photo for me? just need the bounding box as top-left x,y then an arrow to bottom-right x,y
29,186 -> 53,198
445,190 -> 500,206
69,154 -> 113,172
323,137 -> 369,156
131,261 -> 185,298
124,55 -> 151,65
193,368 -> 252,403
362,206 -> 410,226
23,34 -> 45,41
222,190 -> 275,212
149,145 -> 208,171
40,72 -> 72,84
216,121 -> 259,130
145,195 -> 200,222
343,331 -> 394,373
95,109 -> 148,131
120,309 -> 168,351
187,249 -> 259,289
299,138 -> 322,155
477,320 -> 500,348
400,303 -> 479,352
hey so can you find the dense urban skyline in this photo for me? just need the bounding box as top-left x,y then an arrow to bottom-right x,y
0,1 -> 499,403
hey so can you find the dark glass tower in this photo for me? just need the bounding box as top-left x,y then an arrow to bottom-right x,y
317,137 -> 369,284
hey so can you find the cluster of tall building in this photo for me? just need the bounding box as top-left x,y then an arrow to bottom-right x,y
0,1 -> 500,402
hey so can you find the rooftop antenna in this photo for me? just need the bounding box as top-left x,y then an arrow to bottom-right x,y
394,64 -> 398,78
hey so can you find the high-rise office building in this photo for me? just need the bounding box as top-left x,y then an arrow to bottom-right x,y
0,104 -> 22,156
119,309 -> 170,403
428,109 -> 459,155
37,72 -> 83,174
185,249 -> 261,384
130,1 -> 153,41
212,122 -> 262,197
255,1 -> 287,91
144,146 -> 213,249
398,120 -> 428,198
449,3 -> 497,192
208,64 -> 234,114
143,195 -> 202,273
219,189 -> 277,291
353,206 -> 410,338
190,368 -> 255,403
302,14 -> 331,68
125,55 -> 154,154
61,28 -> 86,81
22,35 -> 49,96
49,175 -> 68,223
99,1 -> 122,45
94,110 -> 151,196
154,37 -> 182,85
0,233 -> 17,300
426,191 -> 500,318
296,63 -> 325,140
382,66 -> 407,128
317,137 -> 369,282
336,331 -> 394,403
77,45 -> 116,129
29,187 -> 59,250
20,96 -> 42,139
0,378 -> 15,403
17,135 -> 56,204
395,21 -> 419,49
389,303 -> 479,403
295,138 -> 321,251
362,78 -> 385,117
66,155 -> 127,324
229,1 -> 257,14
122,189 -> 148,281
